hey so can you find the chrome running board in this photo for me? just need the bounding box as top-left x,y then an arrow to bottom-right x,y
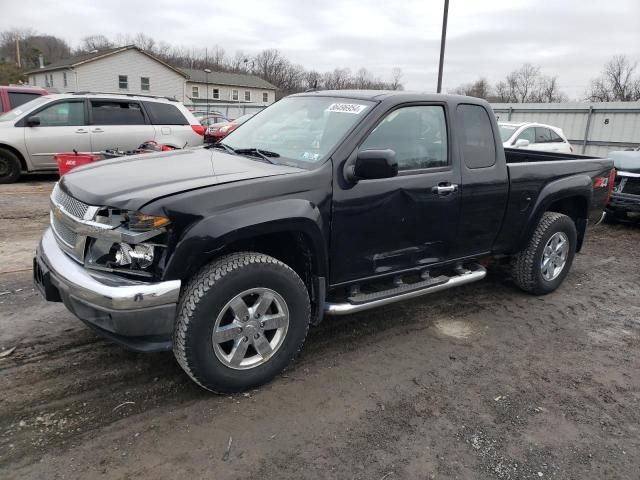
324,264 -> 486,316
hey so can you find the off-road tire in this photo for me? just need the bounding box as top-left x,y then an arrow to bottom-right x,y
0,148 -> 22,184
511,212 -> 577,295
173,252 -> 310,393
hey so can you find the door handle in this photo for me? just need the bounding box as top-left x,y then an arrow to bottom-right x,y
91,128 -> 104,133
432,183 -> 458,195
75,129 -> 88,134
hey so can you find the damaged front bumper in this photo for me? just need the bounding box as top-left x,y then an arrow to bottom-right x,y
34,228 -> 181,352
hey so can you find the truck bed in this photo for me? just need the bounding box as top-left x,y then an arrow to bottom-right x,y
504,148 -> 600,164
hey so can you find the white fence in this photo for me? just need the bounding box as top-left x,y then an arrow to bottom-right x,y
491,102 -> 640,157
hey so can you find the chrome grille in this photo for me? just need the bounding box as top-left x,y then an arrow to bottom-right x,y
51,212 -> 78,246
52,184 -> 90,219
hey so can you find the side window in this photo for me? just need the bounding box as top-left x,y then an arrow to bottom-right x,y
457,104 -> 496,169
360,105 -> 448,171
143,102 -> 188,125
91,101 -> 146,125
549,129 -> 564,142
517,127 -> 535,144
8,92 -> 41,109
535,127 -> 552,143
35,101 -> 86,127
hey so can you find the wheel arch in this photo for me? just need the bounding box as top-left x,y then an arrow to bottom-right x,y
0,143 -> 28,171
517,175 -> 592,253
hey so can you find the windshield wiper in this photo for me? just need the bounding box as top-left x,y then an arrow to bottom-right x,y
206,142 -> 236,154
234,148 -> 280,164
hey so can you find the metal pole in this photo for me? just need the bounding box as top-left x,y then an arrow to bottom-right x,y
436,0 -> 449,93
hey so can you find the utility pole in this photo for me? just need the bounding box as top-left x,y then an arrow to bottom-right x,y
436,0 -> 449,93
15,37 -> 21,69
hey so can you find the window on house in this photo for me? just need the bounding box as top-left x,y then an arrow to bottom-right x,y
212,88 -> 219,99
63,72 -> 67,87
118,75 -> 128,89
141,77 -> 150,91
192,86 -> 199,98
49,74 -> 54,87
244,91 -> 251,101
44,75 -> 49,88
262,92 -> 268,103
232,89 -> 239,101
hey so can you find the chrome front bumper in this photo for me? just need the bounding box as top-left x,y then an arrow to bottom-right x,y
35,228 -> 181,351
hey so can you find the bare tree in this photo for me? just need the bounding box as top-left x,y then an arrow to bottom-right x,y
389,67 -> 403,90
451,77 -> 492,99
78,35 -> 113,52
587,55 -> 640,101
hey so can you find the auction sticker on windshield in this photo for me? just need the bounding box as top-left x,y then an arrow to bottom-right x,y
327,103 -> 368,114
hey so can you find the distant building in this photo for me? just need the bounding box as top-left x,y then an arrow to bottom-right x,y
25,45 -> 277,115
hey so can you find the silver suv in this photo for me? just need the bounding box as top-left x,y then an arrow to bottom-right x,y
0,92 -> 205,183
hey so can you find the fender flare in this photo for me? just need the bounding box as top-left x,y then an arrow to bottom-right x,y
163,198 -> 328,281
516,174 -> 592,252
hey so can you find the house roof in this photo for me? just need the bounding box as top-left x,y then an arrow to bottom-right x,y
25,46 -> 188,77
181,68 -> 277,90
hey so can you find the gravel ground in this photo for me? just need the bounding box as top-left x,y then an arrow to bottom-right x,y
0,178 -> 639,480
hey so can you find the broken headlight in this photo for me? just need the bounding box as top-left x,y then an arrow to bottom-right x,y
85,208 -> 170,278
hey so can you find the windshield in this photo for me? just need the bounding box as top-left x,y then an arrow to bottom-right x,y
222,96 -> 374,168
0,96 -> 51,122
498,124 -> 518,141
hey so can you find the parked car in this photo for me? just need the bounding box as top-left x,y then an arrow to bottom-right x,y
0,92 -> 204,183
191,110 -> 223,119
605,148 -> 640,222
199,114 -> 229,127
499,122 -> 573,153
0,85 -> 48,113
205,113 -> 255,144
34,91 -> 613,393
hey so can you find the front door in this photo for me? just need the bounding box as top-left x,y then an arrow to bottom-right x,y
88,99 -> 156,152
23,99 -> 91,170
330,104 -> 460,285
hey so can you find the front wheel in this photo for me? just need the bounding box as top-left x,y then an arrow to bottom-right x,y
173,252 -> 310,393
0,148 -> 22,184
511,212 -> 577,295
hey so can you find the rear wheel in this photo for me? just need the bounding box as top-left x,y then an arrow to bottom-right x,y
511,212 -> 577,295
0,148 -> 22,184
173,252 -> 310,393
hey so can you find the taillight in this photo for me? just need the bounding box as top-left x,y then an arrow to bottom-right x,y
191,124 -> 206,136
605,168 -> 616,205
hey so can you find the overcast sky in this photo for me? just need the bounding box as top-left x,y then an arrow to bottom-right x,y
3,0 -> 640,98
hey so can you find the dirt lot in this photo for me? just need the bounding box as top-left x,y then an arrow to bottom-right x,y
1,177 -> 639,480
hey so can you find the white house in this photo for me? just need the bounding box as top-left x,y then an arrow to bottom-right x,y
25,46 -> 277,114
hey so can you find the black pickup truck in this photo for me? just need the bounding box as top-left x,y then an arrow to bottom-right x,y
34,91 -> 614,392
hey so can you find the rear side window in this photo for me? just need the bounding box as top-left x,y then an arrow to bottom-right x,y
143,102 -> 188,125
517,128 -> 535,143
91,101 -> 145,125
8,92 -> 42,109
457,104 -> 496,169
535,127 -> 552,143
548,129 -> 564,143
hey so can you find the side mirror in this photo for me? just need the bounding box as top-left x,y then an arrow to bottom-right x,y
348,149 -> 398,181
514,138 -> 529,148
26,116 -> 41,127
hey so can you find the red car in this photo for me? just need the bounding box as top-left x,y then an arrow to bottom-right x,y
204,113 -> 255,144
0,85 -> 48,113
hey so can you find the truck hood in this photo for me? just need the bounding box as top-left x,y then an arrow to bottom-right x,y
60,147 -> 303,210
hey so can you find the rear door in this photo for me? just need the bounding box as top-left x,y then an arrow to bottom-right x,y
88,99 -> 155,152
23,99 -> 91,170
330,103 -> 460,284
142,101 -> 200,148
